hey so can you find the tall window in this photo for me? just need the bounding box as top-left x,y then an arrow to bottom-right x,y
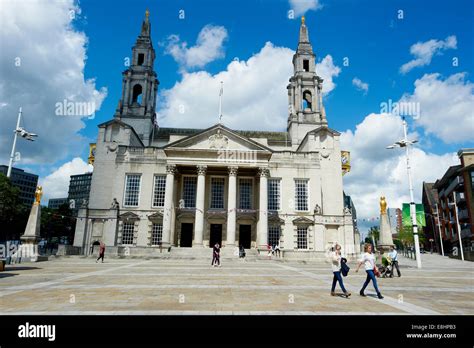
210,177 -> 225,209
182,176 -> 197,208
239,178 -> 253,209
303,59 -> 309,72
268,179 -> 281,211
122,222 -> 134,245
152,175 -> 166,207
151,223 -> 163,246
295,179 -> 308,211
297,227 -> 308,249
124,174 -> 141,207
268,226 -> 281,247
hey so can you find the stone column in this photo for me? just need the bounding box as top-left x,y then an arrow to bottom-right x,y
194,165 -> 207,246
162,164 -> 176,247
257,167 -> 269,248
226,166 -> 238,246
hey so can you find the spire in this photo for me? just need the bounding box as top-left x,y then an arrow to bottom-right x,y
299,16 -> 310,43
297,16 -> 313,55
140,9 -> 151,37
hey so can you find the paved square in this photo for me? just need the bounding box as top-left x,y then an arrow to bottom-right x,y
1,254 -> 473,315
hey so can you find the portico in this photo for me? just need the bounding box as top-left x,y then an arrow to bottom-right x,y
161,160 -> 270,249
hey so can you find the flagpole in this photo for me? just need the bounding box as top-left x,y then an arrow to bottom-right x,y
218,81 -> 223,123
7,107 -> 22,178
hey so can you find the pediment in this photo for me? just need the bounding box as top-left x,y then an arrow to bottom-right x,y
164,124 -> 272,153
147,212 -> 163,221
292,216 -> 314,225
119,212 -> 140,221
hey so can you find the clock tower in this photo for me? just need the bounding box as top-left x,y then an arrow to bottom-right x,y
114,10 -> 159,146
287,17 -> 327,145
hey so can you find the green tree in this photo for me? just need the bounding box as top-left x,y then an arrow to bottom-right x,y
41,203 -> 76,244
0,173 -> 29,241
367,226 -> 380,242
398,225 -> 426,249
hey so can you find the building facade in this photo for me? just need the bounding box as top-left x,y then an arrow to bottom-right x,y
0,165 -> 38,206
48,198 -> 68,210
68,173 -> 92,214
432,149 -> 474,259
73,14 -> 357,258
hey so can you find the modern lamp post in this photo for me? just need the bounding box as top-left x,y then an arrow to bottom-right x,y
434,203 -> 444,256
449,192 -> 465,261
7,107 -> 37,177
386,116 -> 422,269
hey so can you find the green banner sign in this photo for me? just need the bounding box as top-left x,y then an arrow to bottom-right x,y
402,203 -> 426,227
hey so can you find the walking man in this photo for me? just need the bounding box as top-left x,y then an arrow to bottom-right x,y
96,241 -> 105,263
388,246 -> 401,277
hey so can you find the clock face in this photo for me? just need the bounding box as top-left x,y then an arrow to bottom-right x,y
341,155 -> 348,164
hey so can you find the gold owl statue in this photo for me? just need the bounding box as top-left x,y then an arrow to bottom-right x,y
380,196 -> 387,215
34,186 -> 43,205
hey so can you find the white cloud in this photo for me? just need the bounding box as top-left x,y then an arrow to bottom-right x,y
289,0 -> 323,16
157,42 -> 340,130
41,157 -> 92,202
0,0 -> 107,166
165,25 -> 228,70
400,36 -> 457,74
400,73 -> 474,143
352,77 -> 369,94
317,55 -> 341,94
341,113 -> 458,235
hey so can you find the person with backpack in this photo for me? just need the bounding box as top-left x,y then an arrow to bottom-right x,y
330,243 -> 351,298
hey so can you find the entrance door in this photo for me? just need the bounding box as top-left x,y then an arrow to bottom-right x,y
209,224 -> 222,247
239,225 -> 251,249
180,223 -> 193,247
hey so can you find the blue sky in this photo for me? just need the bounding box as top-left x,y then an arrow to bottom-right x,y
1,0 -> 473,234
75,0 -> 473,157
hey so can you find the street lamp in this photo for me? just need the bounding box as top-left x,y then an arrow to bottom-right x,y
386,116 -> 422,269
448,192 -> 465,261
434,203 -> 444,256
7,107 -> 38,178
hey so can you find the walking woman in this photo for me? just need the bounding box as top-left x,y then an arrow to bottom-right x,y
211,242 -> 221,267
330,244 -> 351,298
356,243 -> 384,299
96,241 -> 105,263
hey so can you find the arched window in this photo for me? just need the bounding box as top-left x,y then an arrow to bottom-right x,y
132,84 -> 143,105
303,90 -> 312,110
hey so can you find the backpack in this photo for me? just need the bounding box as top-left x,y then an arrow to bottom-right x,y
341,258 -> 350,277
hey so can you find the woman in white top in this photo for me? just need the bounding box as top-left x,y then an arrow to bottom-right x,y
330,244 -> 351,298
356,243 -> 383,299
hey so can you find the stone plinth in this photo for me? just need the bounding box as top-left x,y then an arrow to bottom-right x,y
377,213 -> 394,252
19,203 -> 47,262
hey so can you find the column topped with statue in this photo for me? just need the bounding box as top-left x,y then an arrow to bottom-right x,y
377,195 -> 394,252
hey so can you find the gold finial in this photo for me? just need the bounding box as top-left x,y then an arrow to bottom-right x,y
145,9 -> 149,19
301,16 -> 305,25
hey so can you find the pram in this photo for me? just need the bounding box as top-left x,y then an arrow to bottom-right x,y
380,256 -> 393,278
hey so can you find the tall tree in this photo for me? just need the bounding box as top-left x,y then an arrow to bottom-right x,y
0,173 -> 28,241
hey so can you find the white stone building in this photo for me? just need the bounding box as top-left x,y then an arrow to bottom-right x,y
73,13 -> 358,259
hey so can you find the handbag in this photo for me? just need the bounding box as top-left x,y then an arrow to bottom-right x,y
373,266 -> 380,277
341,258 -> 350,277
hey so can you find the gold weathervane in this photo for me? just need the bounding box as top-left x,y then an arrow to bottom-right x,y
145,9 -> 149,19
301,16 -> 305,25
